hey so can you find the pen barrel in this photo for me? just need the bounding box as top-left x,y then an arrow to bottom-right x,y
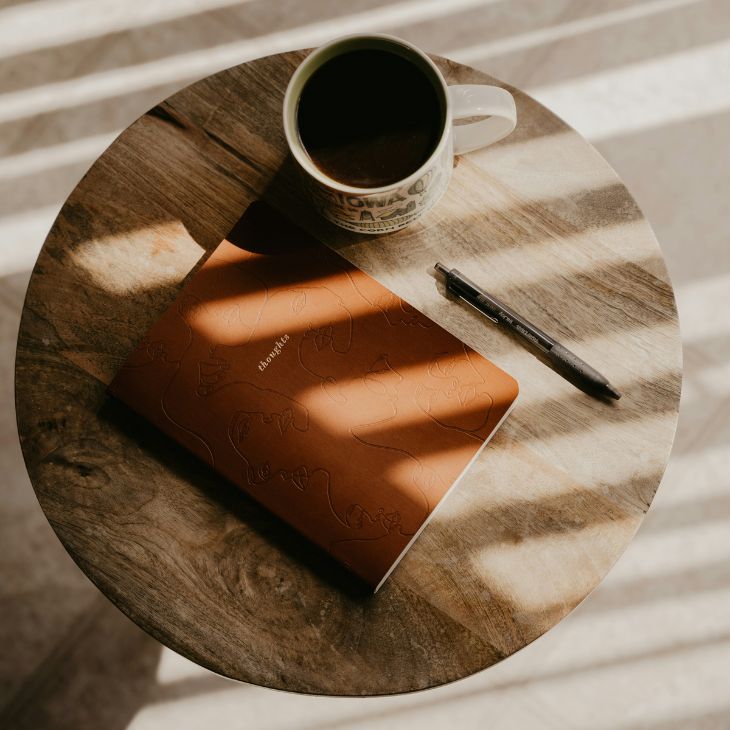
447,270 -> 554,350
439,266 -> 620,399
547,343 -> 609,387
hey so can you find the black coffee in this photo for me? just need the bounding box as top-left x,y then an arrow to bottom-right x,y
296,48 -> 443,188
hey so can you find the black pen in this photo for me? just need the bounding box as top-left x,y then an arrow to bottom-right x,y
434,263 -> 621,400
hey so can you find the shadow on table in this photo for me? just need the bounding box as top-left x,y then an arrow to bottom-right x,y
99,397 -> 372,601
3,591 -> 240,730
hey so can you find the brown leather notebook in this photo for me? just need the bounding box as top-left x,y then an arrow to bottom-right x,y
109,202 -> 519,590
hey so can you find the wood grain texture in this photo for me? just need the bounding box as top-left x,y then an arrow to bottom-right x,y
14,51 -> 682,695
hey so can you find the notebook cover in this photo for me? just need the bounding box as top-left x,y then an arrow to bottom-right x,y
108,202 -> 519,590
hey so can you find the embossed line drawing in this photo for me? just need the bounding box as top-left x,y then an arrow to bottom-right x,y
108,204 -> 518,589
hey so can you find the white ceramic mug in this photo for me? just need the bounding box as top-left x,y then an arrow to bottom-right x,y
283,33 -> 517,235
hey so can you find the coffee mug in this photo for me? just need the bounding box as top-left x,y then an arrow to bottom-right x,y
283,33 -> 517,235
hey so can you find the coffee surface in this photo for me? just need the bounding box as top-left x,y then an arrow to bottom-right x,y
297,48 -> 443,188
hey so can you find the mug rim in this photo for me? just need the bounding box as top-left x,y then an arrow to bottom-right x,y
282,33 -> 452,196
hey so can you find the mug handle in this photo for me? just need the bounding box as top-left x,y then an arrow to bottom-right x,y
448,85 -> 517,155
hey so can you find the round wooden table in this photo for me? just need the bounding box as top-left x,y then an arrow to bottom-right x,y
15,51 -> 682,695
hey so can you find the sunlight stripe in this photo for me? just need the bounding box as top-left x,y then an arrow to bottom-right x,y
448,0 -> 700,62
0,206 -> 58,276
473,519 -> 730,613
0,0 -> 498,124
156,648 -> 215,685
527,39 -> 730,141
0,132 -> 118,180
0,0 -> 256,59
675,273 -> 730,343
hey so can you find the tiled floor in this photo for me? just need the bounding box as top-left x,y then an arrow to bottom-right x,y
1,1 -> 729,728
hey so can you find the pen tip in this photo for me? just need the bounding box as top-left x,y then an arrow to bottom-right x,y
434,262 -> 449,277
606,384 -> 622,400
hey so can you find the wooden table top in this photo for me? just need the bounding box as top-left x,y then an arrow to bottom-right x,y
15,50 -> 682,696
